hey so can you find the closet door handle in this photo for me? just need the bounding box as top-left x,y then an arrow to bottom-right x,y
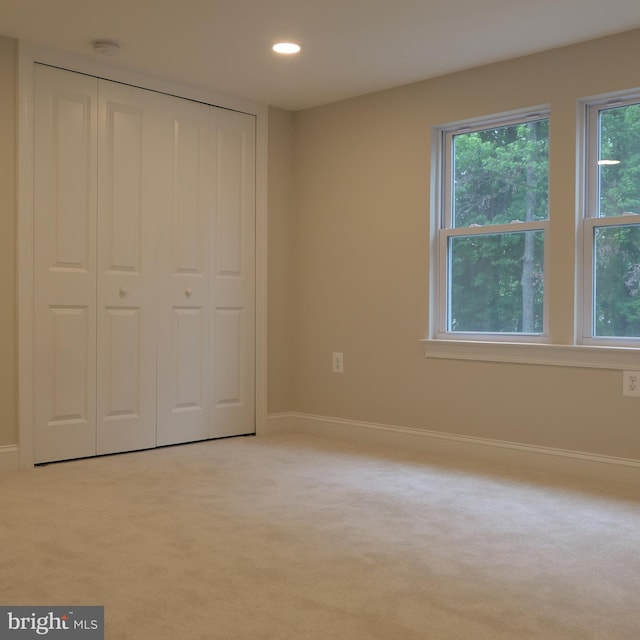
119,287 -> 128,297
185,288 -> 193,298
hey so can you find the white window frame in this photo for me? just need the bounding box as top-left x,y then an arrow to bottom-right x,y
580,93 -> 640,348
435,107 -> 551,344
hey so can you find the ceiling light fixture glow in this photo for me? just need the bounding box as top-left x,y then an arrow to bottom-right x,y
598,159 -> 621,165
273,42 -> 301,55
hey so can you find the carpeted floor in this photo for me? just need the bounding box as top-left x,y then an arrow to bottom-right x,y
1,432 -> 639,639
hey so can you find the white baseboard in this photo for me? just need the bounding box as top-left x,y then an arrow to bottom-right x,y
266,412 -> 640,487
263,412 -> 294,435
0,445 -> 20,472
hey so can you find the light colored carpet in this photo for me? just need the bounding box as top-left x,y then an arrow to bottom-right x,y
1,432 -> 639,639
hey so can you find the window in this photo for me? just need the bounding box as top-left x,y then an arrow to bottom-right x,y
426,98 -> 640,366
436,110 -> 550,340
582,97 -> 640,345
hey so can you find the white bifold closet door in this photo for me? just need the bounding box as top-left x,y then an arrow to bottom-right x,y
96,77 -> 160,455
33,64 -> 255,463
154,92 -> 213,447
34,66 -> 98,463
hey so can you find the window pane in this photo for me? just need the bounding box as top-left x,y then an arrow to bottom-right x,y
452,119 -> 549,228
449,231 -> 544,333
594,225 -> 640,337
598,103 -> 640,217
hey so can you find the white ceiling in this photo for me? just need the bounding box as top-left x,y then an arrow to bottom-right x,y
1,0 -> 640,111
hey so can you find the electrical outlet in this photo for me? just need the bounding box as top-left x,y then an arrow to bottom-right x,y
332,352 -> 344,374
622,371 -> 640,397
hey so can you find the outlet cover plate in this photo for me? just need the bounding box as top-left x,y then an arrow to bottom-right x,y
623,370 -> 640,397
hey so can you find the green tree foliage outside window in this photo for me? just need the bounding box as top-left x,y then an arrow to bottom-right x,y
599,104 -> 640,217
448,119 -> 548,333
593,103 -> 640,338
595,226 -> 640,337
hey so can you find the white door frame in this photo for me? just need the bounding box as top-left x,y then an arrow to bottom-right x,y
17,42 -> 268,468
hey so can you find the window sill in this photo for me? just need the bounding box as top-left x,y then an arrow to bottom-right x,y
420,338 -> 640,369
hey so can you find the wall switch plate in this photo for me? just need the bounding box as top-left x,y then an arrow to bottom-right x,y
622,371 -> 640,397
332,352 -> 344,373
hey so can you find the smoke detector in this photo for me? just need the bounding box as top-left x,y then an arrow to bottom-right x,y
93,40 -> 120,56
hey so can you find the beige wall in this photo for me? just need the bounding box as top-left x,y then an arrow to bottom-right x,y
267,107 -> 295,414
0,36 -> 16,447
286,29 -> 640,460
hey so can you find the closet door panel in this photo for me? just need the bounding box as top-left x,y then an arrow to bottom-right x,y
33,65 -> 98,463
96,81 -> 161,455
209,110 -> 256,438
213,307 -> 243,404
156,96 -> 211,446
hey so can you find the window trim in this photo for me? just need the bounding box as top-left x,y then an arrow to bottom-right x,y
420,337 -> 640,369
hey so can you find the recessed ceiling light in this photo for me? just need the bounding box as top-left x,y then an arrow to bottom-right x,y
598,159 -> 621,165
272,42 -> 301,55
